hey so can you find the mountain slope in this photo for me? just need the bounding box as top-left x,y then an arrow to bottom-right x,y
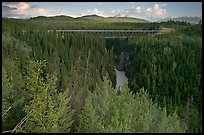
158,16 -> 202,24
107,17 -> 148,23
77,14 -> 105,19
77,14 -> 148,23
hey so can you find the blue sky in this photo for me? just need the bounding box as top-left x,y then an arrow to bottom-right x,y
2,2 -> 202,20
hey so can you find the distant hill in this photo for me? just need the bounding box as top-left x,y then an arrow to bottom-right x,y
77,14 -> 105,19
77,14 -> 148,23
29,15 -> 76,21
108,17 -> 148,23
158,16 -> 202,24
12,15 -> 148,23
29,16 -> 48,19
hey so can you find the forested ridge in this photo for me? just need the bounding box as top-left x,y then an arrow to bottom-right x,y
2,17 -> 202,133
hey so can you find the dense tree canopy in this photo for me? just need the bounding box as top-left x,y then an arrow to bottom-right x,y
106,23 -> 202,133
2,17 -> 202,133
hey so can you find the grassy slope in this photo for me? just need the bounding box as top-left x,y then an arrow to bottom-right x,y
2,15 -> 150,30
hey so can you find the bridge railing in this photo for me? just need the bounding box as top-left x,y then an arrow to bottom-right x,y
56,29 -> 159,38
56,29 -> 158,33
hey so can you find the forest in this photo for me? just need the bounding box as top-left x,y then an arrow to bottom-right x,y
2,16 -> 202,133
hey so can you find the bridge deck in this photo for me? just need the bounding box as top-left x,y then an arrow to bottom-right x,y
56,29 -> 158,33
56,29 -> 159,38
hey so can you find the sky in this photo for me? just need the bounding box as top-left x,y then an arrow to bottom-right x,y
2,2 -> 202,21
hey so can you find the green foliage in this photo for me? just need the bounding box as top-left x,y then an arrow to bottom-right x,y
123,26 -> 201,133
179,23 -> 202,36
2,68 -> 12,118
79,96 -> 101,133
2,25 -> 116,132
2,33 -> 29,130
21,60 -> 74,133
79,78 -> 185,133
2,16 -> 159,31
2,17 -> 201,133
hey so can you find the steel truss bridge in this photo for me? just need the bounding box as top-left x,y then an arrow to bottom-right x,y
56,29 -> 159,38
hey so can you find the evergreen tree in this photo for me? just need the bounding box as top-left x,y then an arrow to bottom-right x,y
21,60 -> 73,133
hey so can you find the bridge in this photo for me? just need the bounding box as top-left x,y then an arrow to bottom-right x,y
56,29 -> 159,38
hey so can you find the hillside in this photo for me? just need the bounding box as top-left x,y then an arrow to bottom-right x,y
77,14 -> 105,19
78,14 -> 148,23
108,16 -> 148,23
2,15 -> 156,30
29,15 -> 76,21
158,16 -> 202,24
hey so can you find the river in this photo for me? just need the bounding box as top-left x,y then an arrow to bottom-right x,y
115,51 -> 129,91
115,69 -> 128,91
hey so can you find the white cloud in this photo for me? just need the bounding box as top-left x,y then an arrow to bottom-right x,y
3,2 -> 168,20
152,3 -> 167,16
146,7 -> 152,12
84,8 -> 104,16
109,3 -> 167,20
3,2 -> 49,18
8,16 -> 19,19
13,2 -> 30,12
30,8 -> 48,16
135,7 -> 142,14
136,6 -> 142,10
98,2 -> 103,6
160,4 -> 167,7
109,9 -> 130,17
57,11 -> 65,15
111,9 -> 121,15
